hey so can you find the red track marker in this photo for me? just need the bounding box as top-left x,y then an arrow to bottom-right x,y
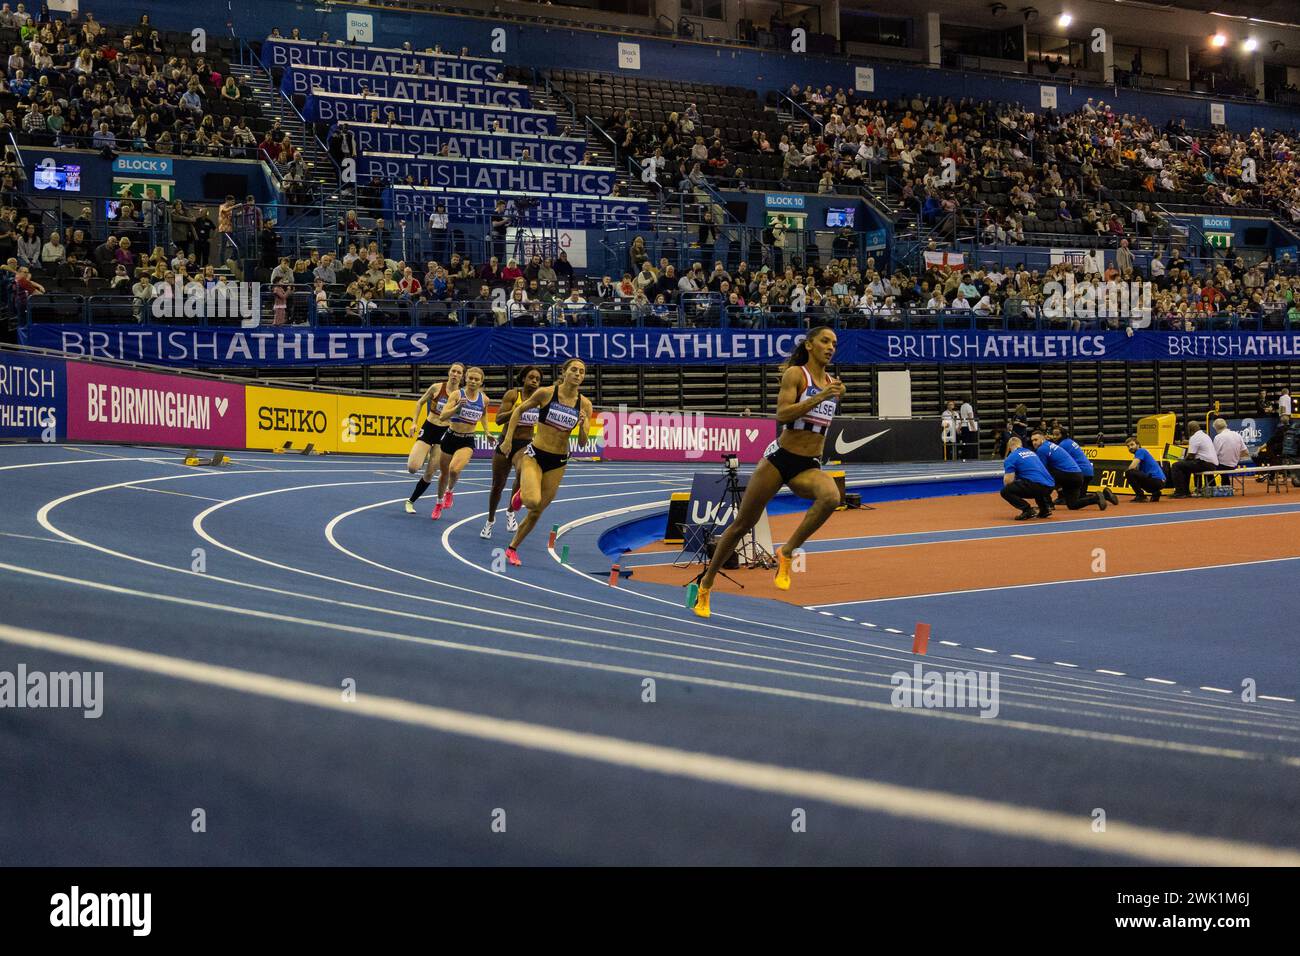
549,524 -> 559,548
912,622 -> 931,655
608,563 -> 621,587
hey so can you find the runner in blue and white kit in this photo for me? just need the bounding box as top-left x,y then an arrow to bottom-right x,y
430,366 -> 491,520
404,362 -> 464,514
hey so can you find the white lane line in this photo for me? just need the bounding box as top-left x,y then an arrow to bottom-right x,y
124,485 -> 226,503
1011,654 -> 1036,661
0,530 -> 76,545
35,461 -> 1299,732
801,553 -> 1300,608
939,641 -> 961,647
1201,687 -> 1233,695
1097,670 -> 1127,677
4,620 -> 1298,868
539,501 -> 1281,723
1261,696 -> 1297,703
818,611 -> 836,617
7,557 -> 1297,765
838,616 -> 855,622
861,622 -> 878,628
973,647 -> 997,654
0,456 -> 161,472
1145,678 -> 1177,685
1054,662 -> 1080,668
884,628 -> 905,634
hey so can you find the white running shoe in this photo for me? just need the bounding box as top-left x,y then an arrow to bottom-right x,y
506,509 -> 518,532
404,500 -> 416,514
480,519 -> 494,539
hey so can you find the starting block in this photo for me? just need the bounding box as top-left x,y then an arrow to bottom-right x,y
183,449 -> 231,467
273,441 -> 324,455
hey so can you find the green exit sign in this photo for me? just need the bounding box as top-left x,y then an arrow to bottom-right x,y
1205,232 -> 1233,248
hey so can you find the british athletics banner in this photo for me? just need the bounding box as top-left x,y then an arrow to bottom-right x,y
23,328 -> 1300,369
360,155 -> 616,197
281,64 -> 530,108
260,38 -> 503,82
304,92 -> 557,135
342,123 -> 585,165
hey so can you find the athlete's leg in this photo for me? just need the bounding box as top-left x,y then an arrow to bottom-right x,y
699,458 -> 784,590
507,456 -> 550,550
487,449 -> 512,521
446,445 -> 474,493
782,468 -> 841,555
406,439 -> 431,474
434,450 -> 453,498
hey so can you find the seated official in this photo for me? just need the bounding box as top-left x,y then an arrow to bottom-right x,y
1001,435 -> 1056,520
1212,417 -> 1251,471
1170,423 -> 1220,498
1125,436 -> 1166,502
1031,430 -> 1109,511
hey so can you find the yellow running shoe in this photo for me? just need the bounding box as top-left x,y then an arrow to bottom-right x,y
693,585 -> 712,618
775,549 -> 793,590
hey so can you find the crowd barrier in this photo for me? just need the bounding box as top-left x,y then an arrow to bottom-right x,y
1,347 -> 786,464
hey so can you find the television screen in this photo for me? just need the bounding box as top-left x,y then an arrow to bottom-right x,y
104,200 -> 121,220
34,164 -> 81,192
825,207 -> 855,228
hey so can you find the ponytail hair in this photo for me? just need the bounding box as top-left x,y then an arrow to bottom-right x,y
781,326 -> 835,371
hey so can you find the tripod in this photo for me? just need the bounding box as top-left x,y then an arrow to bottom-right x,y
673,466 -> 775,597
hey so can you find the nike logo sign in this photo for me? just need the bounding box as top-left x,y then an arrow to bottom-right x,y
834,430 -> 889,454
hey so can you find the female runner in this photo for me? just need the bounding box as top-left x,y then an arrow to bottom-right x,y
430,366 -> 491,520
693,326 -> 844,618
403,362 -> 464,514
496,358 -> 592,566
481,365 -> 543,539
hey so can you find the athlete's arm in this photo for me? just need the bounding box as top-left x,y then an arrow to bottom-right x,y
495,389 -> 519,426
410,383 -> 437,437
499,386 -> 551,455
577,396 -> 593,444
775,367 -> 841,425
435,392 -> 464,425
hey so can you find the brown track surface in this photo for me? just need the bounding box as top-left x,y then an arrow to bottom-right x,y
631,492 -> 1300,605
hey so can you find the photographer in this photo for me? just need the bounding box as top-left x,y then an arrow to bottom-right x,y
490,199 -> 508,264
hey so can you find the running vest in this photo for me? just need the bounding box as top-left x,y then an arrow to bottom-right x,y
785,366 -> 837,434
540,386 -> 582,432
449,388 -> 486,426
515,392 -> 540,427
432,384 -> 451,417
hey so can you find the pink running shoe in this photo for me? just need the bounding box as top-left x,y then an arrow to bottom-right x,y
442,490 -> 454,509
510,489 -> 523,513
430,504 -> 443,520
505,547 -> 521,567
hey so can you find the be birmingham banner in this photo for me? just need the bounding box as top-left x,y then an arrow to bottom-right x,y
23,328 -> 1300,369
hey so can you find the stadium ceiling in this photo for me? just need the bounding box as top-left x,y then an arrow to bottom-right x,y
840,0 -> 1300,64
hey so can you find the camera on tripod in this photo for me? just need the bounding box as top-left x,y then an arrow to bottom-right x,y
722,453 -> 739,476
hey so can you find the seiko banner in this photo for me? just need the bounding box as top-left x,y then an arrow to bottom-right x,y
261,38 -> 502,82
343,123 -> 585,165
304,92 -> 557,135
282,64 -> 530,108
824,419 -> 942,463
388,187 -> 648,229
26,328 -> 1300,369
361,155 -> 615,196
